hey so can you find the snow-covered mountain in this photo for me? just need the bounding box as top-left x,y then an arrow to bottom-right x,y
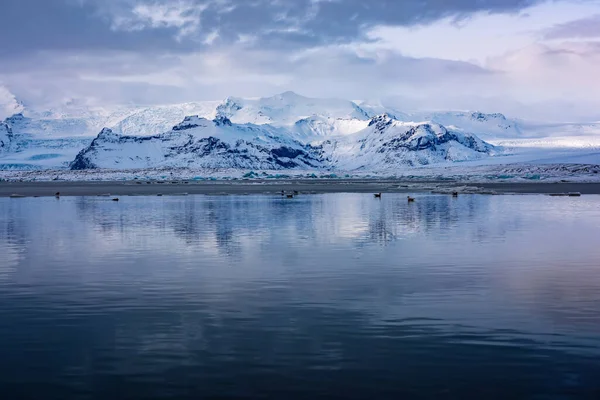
71,116 -> 323,170
71,114 -> 496,171
358,105 -> 522,140
422,111 -> 522,139
319,114 -> 495,170
2,91 -> 598,172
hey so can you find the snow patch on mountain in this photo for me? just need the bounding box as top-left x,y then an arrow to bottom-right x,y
110,102 -> 219,135
292,115 -> 370,140
215,91 -> 371,126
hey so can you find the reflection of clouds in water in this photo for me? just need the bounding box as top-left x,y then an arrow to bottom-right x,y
1,195 -> 600,335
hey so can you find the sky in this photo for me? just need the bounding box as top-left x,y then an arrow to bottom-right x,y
1,0 -> 600,121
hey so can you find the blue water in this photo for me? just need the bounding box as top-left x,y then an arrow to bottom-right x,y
1,193 -> 600,399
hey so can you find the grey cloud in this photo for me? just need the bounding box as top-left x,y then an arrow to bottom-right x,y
0,42 -> 498,108
544,15 -> 600,40
0,0 -> 549,55
0,0 -> 198,55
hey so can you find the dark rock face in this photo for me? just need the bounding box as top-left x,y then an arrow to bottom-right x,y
471,112 -> 506,122
213,116 -> 233,127
372,121 -> 493,154
172,116 -> 210,131
0,122 -> 13,152
368,114 -> 395,132
216,98 -> 243,119
70,150 -> 95,169
5,113 -> 26,126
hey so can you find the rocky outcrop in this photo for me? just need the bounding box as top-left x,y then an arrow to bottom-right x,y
0,122 -> 13,154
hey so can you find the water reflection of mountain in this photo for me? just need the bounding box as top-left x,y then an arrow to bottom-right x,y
66,194 -> 528,253
2,194 -> 600,334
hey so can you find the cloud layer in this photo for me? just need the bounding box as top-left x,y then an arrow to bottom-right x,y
1,0 -> 600,121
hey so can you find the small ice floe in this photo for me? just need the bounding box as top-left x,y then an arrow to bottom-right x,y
9,194 -> 26,198
97,193 -> 111,197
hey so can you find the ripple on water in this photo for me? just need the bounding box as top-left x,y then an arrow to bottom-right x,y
1,194 -> 600,398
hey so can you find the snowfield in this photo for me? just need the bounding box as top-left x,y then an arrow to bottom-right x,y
0,91 -> 598,180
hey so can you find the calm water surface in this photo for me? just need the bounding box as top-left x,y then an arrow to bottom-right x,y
1,193 -> 600,399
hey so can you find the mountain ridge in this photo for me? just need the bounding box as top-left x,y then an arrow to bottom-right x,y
70,113 -> 496,171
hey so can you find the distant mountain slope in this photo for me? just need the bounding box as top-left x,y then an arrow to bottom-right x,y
422,111 -> 522,139
110,102 -> 220,136
4,113 -> 93,137
215,91 -> 371,126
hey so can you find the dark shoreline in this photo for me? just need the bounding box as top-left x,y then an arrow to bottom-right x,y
2,180 -> 600,197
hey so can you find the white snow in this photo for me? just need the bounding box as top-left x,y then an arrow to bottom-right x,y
0,91 -> 599,174
216,91 -> 371,126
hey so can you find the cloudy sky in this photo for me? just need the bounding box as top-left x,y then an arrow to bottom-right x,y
1,0 -> 600,121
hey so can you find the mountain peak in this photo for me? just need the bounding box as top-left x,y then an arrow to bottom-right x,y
470,112 -> 507,122
213,115 -> 233,127
368,113 -> 396,132
98,127 -> 114,136
172,115 -> 210,131
274,91 -> 304,100
5,113 -> 26,125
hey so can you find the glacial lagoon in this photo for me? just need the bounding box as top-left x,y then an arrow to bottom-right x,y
1,193 -> 600,398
